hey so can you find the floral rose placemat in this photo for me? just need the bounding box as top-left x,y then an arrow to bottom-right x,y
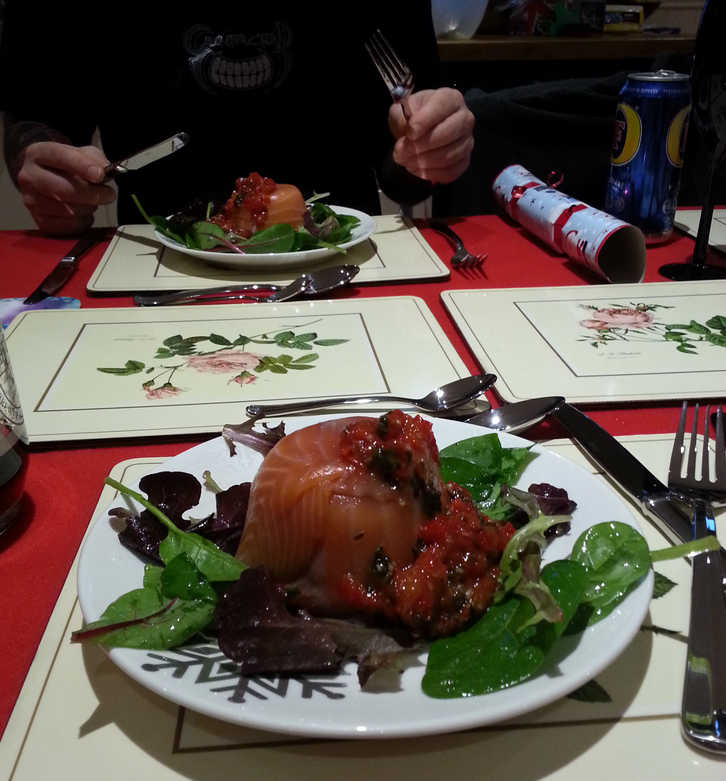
4,441 -> 725,780
4,296 -> 467,444
86,216 -> 448,293
442,281 -> 726,403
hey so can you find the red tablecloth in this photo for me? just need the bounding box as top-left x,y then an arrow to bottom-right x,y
1,215 -> 722,737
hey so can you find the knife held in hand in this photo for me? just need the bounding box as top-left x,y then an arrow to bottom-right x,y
103,131 -> 189,181
23,235 -> 98,305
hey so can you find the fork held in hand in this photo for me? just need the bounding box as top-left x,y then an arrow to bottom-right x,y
365,29 -> 414,120
667,401 -> 726,753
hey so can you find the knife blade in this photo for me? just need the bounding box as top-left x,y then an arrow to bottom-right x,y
23,235 -> 98,305
103,131 -> 189,180
551,402 -> 694,546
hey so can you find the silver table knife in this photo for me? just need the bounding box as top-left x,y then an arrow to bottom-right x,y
103,131 -> 189,180
550,401 -> 696,546
23,235 -> 99,304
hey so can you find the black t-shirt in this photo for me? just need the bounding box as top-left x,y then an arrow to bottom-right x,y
1,2 -> 439,222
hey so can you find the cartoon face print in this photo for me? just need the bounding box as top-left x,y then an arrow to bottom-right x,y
183,21 -> 293,96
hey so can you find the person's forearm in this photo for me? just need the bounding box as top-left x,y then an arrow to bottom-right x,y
3,114 -> 72,185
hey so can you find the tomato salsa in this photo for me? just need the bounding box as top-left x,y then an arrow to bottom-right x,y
338,411 -> 515,637
212,172 -> 276,236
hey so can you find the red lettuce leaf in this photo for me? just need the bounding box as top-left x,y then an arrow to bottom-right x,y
214,568 -> 419,683
187,483 -> 250,555
138,471 -> 202,528
214,567 -> 342,674
115,472 -> 249,561
222,418 -> 286,456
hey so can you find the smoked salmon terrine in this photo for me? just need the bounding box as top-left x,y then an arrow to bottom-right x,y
236,410 -> 514,638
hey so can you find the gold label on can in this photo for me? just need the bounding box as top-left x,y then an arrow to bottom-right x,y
611,102 -> 642,166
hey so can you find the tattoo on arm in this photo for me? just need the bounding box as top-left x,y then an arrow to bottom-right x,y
3,114 -> 72,185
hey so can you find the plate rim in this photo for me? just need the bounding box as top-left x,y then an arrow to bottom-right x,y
76,413 -> 654,739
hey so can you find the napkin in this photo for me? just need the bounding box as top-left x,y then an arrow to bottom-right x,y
0,297 -> 81,329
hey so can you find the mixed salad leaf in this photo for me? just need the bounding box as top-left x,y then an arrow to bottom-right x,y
423,559 -> 588,698
439,433 -> 537,520
133,194 -> 361,254
73,429 -> 717,699
422,521 -> 652,698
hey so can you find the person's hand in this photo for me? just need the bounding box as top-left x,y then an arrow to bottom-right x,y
15,142 -> 116,235
389,87 -> 475,184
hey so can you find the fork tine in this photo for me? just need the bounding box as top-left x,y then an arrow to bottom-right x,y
702,405 -> 711,485
366,32 -> 403,92
365,29 -> 413,120
686,402 -> 700,481
370,29 -> 408,84
472,255 -> 488,275
715,407 -> 725,481
669,400 -> 688,482
364,40 -> 394,92
380,31 -> 409,79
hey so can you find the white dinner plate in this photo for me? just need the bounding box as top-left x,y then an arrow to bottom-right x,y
153,206 -> 376,269
76,414 -> 653,740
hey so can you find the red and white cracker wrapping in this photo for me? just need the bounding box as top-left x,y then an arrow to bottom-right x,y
493,164 -> 646,283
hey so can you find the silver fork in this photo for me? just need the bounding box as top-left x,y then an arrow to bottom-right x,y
429,220 -> 487,270
667,401 -> 726,754
365,29 -> 414,120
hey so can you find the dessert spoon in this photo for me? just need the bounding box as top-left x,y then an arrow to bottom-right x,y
466,396 -> 566,434
246,373 -> 497,418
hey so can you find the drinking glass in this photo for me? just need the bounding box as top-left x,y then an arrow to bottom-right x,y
0,328 -> 27,535
0,424 -> 26,534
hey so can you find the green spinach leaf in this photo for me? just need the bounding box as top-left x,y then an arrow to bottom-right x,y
439,433 -> 536,518
161,552 -> 218,603
422,559 -> 587,698
190,221 -> 226,250
79,589 -> 215,650
236,223 -> 296,253
569,521 -> 650,624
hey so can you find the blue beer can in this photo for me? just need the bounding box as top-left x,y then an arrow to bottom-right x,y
604,69 -> 691,243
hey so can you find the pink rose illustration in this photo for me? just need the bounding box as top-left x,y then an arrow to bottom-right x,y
580,307 -> 654,330
185,351 -> 261,374
144,383 -> 183,400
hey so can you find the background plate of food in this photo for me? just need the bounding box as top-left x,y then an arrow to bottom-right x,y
152,204 -> 376,269
136,173 -> 376,269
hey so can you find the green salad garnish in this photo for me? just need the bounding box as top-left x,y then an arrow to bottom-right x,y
133,194 -> 360,254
